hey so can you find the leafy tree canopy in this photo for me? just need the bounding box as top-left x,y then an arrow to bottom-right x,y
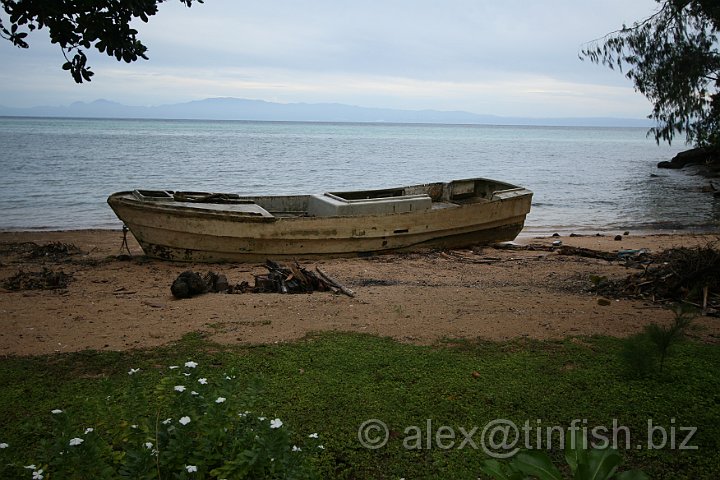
581,0 -> 720,148
0,0 -> 202,83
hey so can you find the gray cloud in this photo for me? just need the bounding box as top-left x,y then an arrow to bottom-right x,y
0,0 -> 661,116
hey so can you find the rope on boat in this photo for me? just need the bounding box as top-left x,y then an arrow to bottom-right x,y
120,225 -> 131,256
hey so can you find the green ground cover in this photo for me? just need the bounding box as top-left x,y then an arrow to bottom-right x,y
0,332 -> 717,479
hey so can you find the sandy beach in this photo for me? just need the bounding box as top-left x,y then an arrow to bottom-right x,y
0,229 -> 718,356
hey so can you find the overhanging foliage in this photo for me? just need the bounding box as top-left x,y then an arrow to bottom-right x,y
0,0 -> 202,83
581,0 -> 719,148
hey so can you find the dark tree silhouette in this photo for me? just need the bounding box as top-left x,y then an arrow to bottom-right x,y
581,1 -> 719,148
0,0 -> 202,83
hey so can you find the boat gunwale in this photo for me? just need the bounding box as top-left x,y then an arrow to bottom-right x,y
107,177 -> 532,222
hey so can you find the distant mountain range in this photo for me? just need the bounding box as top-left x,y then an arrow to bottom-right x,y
0,97 -> 653,127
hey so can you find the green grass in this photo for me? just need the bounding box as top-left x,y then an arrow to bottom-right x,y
1,332 -> 718,479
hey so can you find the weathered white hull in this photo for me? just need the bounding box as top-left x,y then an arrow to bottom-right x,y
107,178 -> 532,262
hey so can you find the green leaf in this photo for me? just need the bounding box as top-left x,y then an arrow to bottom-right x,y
615,470 -> 650,480
564,430 -> 589,474
513,451 -> 564,480
478,459 -> 512,480
575,449 -> 622,480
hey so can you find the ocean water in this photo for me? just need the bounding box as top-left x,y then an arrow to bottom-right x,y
0,116 -> 718,233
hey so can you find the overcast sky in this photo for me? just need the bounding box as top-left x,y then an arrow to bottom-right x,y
0,1 -> 661,118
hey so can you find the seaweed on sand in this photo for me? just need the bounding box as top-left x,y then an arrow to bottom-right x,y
26,241 -> 82,259
0,241 -> 82,261
2,268 -> 73,291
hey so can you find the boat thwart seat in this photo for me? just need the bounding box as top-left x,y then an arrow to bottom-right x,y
308,192 -> 432,217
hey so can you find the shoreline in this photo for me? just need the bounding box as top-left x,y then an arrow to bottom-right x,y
518,225 -> 720,239
1,229 -> 719,356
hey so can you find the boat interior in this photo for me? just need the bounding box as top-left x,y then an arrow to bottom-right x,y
130,178 -> 525,218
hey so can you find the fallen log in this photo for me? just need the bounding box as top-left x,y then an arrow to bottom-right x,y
557,246 -> 617,261
316,267 -> 356,297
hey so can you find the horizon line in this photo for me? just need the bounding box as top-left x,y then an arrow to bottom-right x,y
0,96 -> 654,128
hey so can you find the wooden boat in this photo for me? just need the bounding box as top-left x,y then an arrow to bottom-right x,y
107,178 -> 532,262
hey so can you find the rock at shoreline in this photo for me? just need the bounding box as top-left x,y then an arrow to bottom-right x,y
658,147 -> 719,169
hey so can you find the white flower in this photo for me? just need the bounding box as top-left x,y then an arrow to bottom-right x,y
191,390 -> 199,396
162,418 -> 172,425
145,442 -> 154,449
183,373 -> 191,377
174,385 -> 186,392
215,397 -> 226,404
270,418 -> 283,429
24,465 -> 36,470
51,409 -> 63,414
198,378 -> 208,385
185,361 -> 198,368
69,437 -> 84,446
169,365 -> 179,369
186,465 -> 198,473
258,416 -> 266,421
292,445 -> 301,452
0,442 -> 8,449
318,444 -> 325,449
32,470 -> 44,480
224,375 -> 232,380
128,368 -> 140,375
131,424 -> 138,429
179,416 -> 191,425
84,427 -> 94,434
308,432 -> 318,438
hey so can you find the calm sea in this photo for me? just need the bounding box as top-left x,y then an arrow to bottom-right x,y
0,116 -> 718,233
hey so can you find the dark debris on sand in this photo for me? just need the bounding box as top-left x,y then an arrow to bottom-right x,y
171,260 -> 354,299
593,242 -> 720,312
2,267 -> 73,291
26,242 -> 82,259
171,271 -> 229,299
0,241 -> 82,261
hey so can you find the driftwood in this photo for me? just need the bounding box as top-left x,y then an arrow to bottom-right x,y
491,243 -> 648,265
256,261 -> 354,296
556,246 -> 617,261
593,243 -> 720,314
171,261 -> 354,298
492,243 -> 553,252
255,260 -> 324,294
440,251 -> 496,264
316,267 -> 355,297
